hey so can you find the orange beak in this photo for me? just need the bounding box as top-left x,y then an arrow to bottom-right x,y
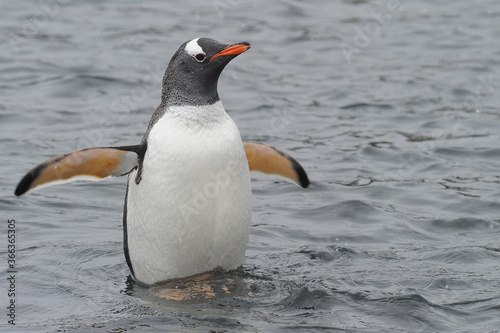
210,43 -> 251,61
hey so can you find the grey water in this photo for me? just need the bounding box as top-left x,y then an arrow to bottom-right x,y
1,0 -> 500,332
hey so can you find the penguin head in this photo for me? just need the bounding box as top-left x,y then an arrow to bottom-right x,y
161,37 -> 251,106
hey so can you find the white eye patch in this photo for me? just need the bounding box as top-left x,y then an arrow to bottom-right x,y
185,38 -> 205,57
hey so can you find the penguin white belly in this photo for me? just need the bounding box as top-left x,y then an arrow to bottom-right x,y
126,102 -> 252,285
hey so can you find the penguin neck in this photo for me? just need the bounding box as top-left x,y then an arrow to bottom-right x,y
160,67 -> 222,107
143,91 -> 224,144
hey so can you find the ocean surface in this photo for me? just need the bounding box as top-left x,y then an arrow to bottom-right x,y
1,0 -> 500,332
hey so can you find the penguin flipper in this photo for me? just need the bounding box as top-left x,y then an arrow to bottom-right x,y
15,145 -> 144,196
243,142 -> 310,188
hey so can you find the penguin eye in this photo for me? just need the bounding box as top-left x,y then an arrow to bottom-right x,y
195,53 -> 206,62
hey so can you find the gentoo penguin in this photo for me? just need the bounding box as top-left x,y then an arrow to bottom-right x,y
15,37 -> 309,286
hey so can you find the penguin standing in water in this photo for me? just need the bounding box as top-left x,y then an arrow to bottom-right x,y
15,38 -> 309,286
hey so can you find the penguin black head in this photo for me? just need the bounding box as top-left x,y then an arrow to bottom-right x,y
161,37 -> 251,106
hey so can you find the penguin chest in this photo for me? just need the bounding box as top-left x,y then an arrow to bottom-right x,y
125,104 -> 252,285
